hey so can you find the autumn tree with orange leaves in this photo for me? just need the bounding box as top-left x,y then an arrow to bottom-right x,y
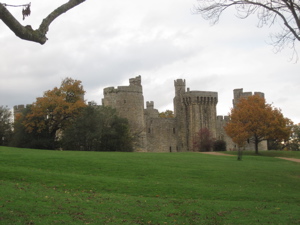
225,95 -> 291,154
23,78 -> 86,147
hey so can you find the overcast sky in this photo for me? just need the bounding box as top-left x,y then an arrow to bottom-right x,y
1,0 -> 299,123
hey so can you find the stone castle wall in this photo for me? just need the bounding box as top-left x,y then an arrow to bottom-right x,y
216,115 -> 235,150
14,77 -> 267,152
101,76 -> 268,152
102,76 -> 146,151
144,101 -> 178,152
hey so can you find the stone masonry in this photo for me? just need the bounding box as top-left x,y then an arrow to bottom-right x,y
102,76 -> 268,152
14,76 -> 267,152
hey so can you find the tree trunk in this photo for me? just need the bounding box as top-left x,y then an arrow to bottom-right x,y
237,147 -> 242,160
254,136 -> 259,154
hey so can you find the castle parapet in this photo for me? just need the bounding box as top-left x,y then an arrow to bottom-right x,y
217,115 -> 230,122
103,85 -> 142,96
254,92 -> 265,98
146,101 -> 154,109
13,104 -> 31,120
13,105 -> 25,111
13,104 -> 31,112
183,91 -> 218,105
233,88 -> 265,107
129,75 -> 141,86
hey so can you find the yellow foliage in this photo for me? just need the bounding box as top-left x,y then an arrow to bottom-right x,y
23,78 -> 86,135
225,95 -> 291,150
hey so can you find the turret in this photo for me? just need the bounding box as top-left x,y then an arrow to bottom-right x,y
174,79 -> 186,97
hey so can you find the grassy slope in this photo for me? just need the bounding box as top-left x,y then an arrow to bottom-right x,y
223,150 -> 300,159
0,147 -> 299,225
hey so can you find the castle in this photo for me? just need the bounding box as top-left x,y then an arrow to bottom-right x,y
102,76 -> 267,152
13,75 -> 267,152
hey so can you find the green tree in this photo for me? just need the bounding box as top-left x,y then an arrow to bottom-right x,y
61,104 -> 133,152
225,95 -> 291,154
0,105 -> 12,145
285,123 -> 300,151
213,140 -> 226,151
159,110 -> 174,118
195,0 -> 300,54
0,1 -> 86,44
23,77 -> 86,148
10,106 -> 55,149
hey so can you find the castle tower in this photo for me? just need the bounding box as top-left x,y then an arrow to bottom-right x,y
183,90 -> 218,151
173,79 -> 188,151
173,80 -> 218,151
173,79 -> 186,117
102,75 -> 146,151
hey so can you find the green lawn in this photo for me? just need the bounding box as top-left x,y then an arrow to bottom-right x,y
0,147 -> 299,225
223,150 -> 300,159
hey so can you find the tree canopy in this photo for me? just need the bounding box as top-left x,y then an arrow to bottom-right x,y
0,0 -> 86,44
23,77 -> 86,146
193,127 -> 215,152
61,103 -> 133,152
0,105 -> 12,145
224,95 -> 291,154
10,105 -> 56,149
159,110 -> 174,118
195,0 -> 300,54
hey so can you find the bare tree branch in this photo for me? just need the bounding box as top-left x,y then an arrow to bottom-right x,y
0,0 -> 86,45
195,0 -> 300,58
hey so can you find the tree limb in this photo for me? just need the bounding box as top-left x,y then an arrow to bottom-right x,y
0,0 -> 86,45
195,0 -> 300,57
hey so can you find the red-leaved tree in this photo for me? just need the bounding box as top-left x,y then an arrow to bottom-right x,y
193,127 -> 215,152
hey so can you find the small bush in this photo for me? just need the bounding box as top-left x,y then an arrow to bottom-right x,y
213,140 -> 227,151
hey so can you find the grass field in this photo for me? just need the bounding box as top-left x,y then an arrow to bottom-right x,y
0,147 -> 299,225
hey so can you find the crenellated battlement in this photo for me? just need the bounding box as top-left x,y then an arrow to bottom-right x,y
233,88 -> 265,107
129,75 -> 142,86
103,76 -> 143,96
13,104 -> 31,112
103,85 -> 143,96
146,101 -> 154,109
182,91 -> 218,105
174,79 -> 186,96
13,104 -> 31,120
254,92 -> 264,98
217,115 -> 230,122
174,79 -> 186,87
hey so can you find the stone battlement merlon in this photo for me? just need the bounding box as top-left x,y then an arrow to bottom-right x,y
146,101 -> 154,109
103,85 -> 143,95
183,91 -> 218,105
217,115 -> 230,122
254,92 -> 265,98
185,90 -> 218,97
183,96 -> 218,105
13,104 -> 31,111
233,88 -> 265,108
174,79 -> 186,86
13,105 -> 25,110
174,79 -> 186,96
129,75 -> 142,86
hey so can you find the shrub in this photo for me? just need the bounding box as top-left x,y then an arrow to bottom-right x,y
213,140 -> 226,151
